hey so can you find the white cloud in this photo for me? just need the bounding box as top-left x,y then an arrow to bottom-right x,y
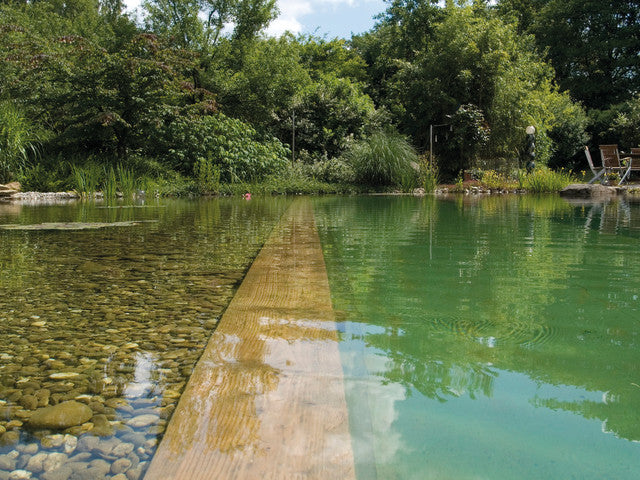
267,0 -> 379,37
267,0 -> 313,35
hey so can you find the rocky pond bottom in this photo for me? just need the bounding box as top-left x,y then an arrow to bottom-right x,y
0,198 -> 290,480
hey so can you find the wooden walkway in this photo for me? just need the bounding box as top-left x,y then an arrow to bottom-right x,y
144,199 -> 355,480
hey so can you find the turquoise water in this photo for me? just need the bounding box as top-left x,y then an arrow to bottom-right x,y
314,195 -> 640,480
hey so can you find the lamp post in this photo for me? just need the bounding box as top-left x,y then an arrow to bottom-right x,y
525,125 -> 536,172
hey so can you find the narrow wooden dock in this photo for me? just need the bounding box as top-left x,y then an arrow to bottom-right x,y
144,199 -> 355,480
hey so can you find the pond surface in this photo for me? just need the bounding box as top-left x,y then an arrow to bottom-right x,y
0,197 -> 289,479
314,195 -> 640,480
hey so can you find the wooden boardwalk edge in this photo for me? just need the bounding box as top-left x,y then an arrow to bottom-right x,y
144,198 -> 355,480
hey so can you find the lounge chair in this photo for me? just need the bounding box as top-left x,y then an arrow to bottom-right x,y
599,145 -> 632,184
584,146 -> 605,184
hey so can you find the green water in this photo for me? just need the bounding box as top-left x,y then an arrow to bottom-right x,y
314,195 -> 640,480
0,197 -> 289,478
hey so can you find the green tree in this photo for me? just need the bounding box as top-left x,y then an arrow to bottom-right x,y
297,35 -> 367,84
0,8 -> 212,160
361,3 -> 587,177
290,74 -> 375,160
206,34 -> 311,129
497,0 -> 640,111
47,34 -> 211,158
143,0 -> 203,49
143,0 -> 277,53
351,0 -> 442,105
610,94 -> 640,150
206,34 -> 376,161
495,0 -> 546,33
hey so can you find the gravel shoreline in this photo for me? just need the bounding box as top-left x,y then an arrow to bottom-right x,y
1,192 -> 82,206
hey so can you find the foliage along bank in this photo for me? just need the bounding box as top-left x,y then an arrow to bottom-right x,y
1,0 -> 638,193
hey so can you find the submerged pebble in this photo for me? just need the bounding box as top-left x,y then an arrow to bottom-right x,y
28,402 -> 92,430
0,199 -> 285,479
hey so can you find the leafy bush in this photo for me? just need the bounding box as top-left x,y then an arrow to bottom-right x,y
307,158 -> 356,184
153,113 -> 290,183
480,170 -> 518,190
18,162 -> 71,192
345,130 -> 418,187
284,74 -> 375,159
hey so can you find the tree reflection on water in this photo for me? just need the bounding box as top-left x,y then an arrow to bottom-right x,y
315,195 -> 640,444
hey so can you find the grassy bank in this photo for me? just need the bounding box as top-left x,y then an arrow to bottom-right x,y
12,153 -> 585,198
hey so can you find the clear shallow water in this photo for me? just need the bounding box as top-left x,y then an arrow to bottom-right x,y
314,195 -> 640,480
0,197 -> 289,479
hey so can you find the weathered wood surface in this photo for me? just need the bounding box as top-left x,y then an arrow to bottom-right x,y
145,199 -> 354,480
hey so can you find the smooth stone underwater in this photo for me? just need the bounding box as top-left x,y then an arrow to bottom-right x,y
27,402 -> 93,430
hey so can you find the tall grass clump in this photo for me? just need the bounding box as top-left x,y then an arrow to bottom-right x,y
0,102 -> 41,183
72,163 -> 102,196
116,164 -> 136,198
103,166 -> 118,199
521,167 -> 575,192
345,130 -> 418,187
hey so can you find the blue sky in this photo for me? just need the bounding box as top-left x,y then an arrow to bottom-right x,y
125,0 -> 388,39
267,0 -> 386,38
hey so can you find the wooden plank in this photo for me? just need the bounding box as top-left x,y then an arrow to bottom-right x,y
145,199 -> 355,480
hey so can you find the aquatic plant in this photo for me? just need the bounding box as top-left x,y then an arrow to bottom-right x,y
71,163 -> 102,196
419,154 -> 439,193
117,164 -> 136,198
194,155 -> 221,195
103,166 -> 118,199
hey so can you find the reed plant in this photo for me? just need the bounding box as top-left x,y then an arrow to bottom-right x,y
419,154 -> 439,192
71,163 -> 102,196
117,164 -> 136,198
103,166 -> 118,199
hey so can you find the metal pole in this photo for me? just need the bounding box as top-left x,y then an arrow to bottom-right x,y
292,110 -> 296,165
429,124 -> 433,162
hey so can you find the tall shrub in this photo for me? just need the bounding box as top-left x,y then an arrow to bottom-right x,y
152,112 -> 290,183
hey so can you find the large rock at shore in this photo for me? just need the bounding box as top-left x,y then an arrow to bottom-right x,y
0,183 -> 20,197
560,183 -> 619,198
28,401 -> 92,430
